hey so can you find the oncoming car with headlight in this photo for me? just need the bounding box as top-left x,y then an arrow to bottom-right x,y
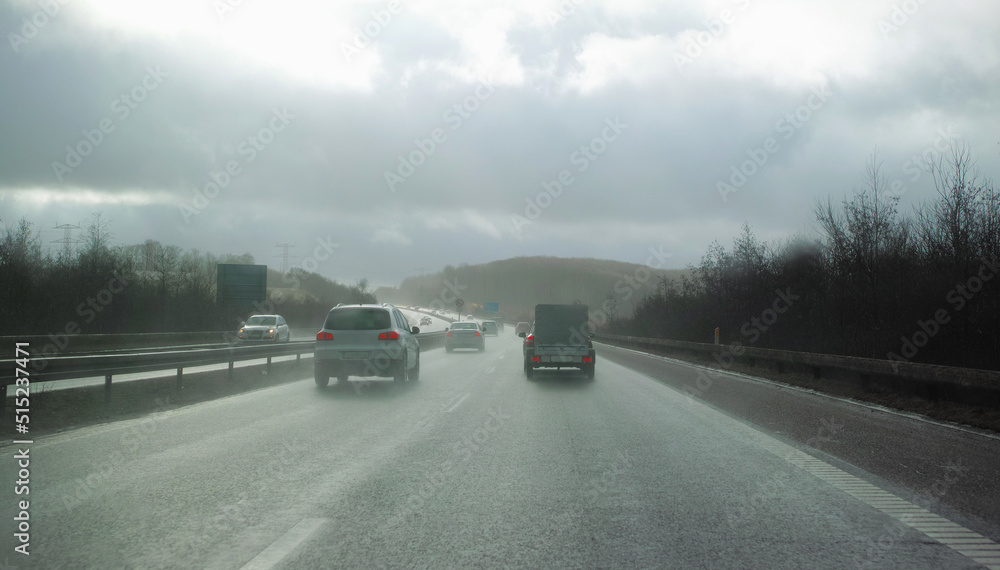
237,314 -> 290,343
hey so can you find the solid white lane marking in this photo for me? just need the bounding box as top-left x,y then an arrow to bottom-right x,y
486,366 -> 495,374
241,518 -> 326,570
444,393 -> 469,413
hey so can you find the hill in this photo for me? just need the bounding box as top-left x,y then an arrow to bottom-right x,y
374,256 -> 688,323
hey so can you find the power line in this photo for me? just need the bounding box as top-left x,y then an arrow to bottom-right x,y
274,243 -> 301,273
52,223 -> 81,257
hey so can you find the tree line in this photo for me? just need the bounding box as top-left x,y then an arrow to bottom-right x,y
0,214 -> 374,336
611,148 -> 1000,371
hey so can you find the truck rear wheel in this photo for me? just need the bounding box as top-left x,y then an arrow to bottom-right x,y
525,361 -> 534,379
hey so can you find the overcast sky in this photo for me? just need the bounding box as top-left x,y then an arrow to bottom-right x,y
1,0 -> 998,287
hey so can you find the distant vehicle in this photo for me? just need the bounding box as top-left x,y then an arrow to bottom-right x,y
482,320 -> 499,336
420,316 -> 432,326
514,322 -> 530,336
519,304 -> 594,379
313,303 -> 420,388
445,322 -> 485,352
237,314 -> 290,343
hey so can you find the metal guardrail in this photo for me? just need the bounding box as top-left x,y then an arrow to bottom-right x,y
595,333 -> 1000,406
1,332 -> 446,411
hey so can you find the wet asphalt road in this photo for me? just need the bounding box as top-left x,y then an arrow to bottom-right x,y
2,334 -> 998,568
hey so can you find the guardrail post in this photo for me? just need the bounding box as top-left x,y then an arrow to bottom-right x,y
267,357 -> 272,374
1,383 -> 6,420
296,352 -> 301,362
228,361 -> 234,380
813,367 -> 821,379
176,368 -> 183,389
104,375 -> 112,403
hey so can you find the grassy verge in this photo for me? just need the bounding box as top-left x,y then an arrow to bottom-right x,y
601,339 -> 1000,434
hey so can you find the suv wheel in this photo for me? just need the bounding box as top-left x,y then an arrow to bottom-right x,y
394,355 -> 407,383
410,351 -> 420,381
315,370 -> 329,388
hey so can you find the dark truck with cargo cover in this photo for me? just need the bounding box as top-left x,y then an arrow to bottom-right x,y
519,304 -> 595,379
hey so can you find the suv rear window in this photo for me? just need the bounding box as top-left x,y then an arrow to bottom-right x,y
324,308 -> 391,330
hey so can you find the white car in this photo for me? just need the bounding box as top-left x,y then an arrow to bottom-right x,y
314,303 -> 420,388
238,314 -> 291,343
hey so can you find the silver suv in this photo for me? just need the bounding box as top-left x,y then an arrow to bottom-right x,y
314,303 -> 420,388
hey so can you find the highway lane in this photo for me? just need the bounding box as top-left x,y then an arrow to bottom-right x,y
2,333 -> 997,568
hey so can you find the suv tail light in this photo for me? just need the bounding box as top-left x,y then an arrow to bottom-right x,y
316,331 -> 334,340
446,331 -> 452,336
474,331 -> 481,337
378,331 -> 400,340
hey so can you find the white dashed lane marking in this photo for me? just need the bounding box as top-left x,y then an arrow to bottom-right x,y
444,393 -> 469,413
240,518 -> 326,570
